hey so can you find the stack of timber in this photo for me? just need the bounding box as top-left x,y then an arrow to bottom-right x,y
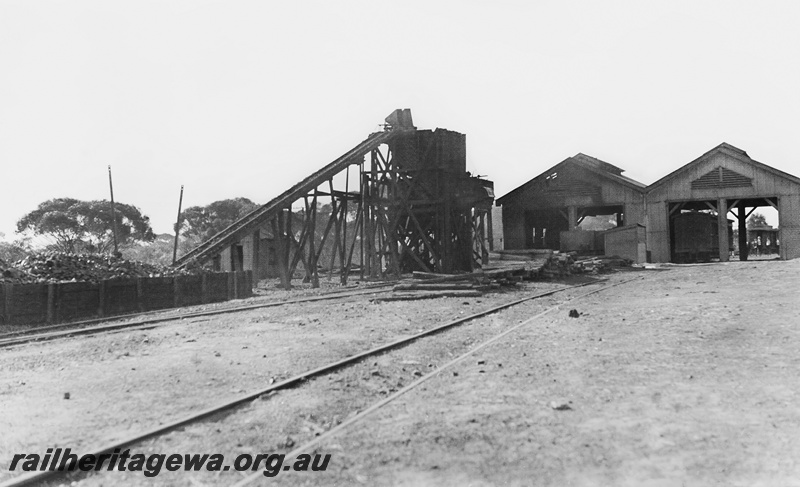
488,250 -> 633,278
372,250 -> 633,302
373,267 -> 520,302
486,249 -> 559,280
376,282 -> 486,302
538,251 -> 576,279
572,255 -> 632,274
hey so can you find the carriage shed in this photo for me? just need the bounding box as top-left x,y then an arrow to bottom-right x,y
496,153 -> 646,251
646,142 -> 800,262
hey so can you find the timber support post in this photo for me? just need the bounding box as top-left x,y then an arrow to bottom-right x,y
172,110 -> 494,286
738,203 -> 748,261
718,198 -> 730,262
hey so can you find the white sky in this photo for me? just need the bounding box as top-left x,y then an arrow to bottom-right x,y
2,0 -> 798,240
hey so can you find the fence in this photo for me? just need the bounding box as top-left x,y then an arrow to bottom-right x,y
0,271 -> 253,327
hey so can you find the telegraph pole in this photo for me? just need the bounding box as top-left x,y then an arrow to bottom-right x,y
172,185 -> 184,265
108,165 -> 119,256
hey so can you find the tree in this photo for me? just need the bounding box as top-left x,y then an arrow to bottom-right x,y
747,212 -> 768,229
16,198 -> 155,253
123,233 -> 175,266
0,236 -> 33,264
180,198 -> 260,241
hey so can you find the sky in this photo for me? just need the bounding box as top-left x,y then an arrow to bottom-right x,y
2,0 -> 798,242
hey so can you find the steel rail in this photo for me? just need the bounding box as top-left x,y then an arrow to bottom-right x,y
0,278 -> 609,487
0,285 -> 395,349
233,276 -> 639,486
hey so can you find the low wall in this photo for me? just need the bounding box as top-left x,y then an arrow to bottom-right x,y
604,224 -> 647,263
559,230 -> 604,253
0,271 -> 253,327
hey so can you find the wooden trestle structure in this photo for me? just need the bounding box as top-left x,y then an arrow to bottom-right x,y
175,110 -> 494,288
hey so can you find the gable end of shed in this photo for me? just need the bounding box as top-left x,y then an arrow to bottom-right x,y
690,166 -> 753,190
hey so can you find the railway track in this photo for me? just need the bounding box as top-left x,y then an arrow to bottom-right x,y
1,276 -> 638,487
0,284 -> 395,349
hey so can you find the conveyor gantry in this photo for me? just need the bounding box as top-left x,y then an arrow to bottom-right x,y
175,109 -> 494,288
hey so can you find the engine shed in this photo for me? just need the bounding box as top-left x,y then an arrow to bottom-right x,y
497,143 -> 800,263
646,143 -> 800,262
496,153 -> 646,252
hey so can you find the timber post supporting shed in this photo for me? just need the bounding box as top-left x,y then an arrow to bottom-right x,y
646,143 -> 800,262
496,153 -> 647,252
497,143 -> 800,262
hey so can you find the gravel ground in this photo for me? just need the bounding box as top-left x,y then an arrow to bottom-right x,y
3,261 -> 799,487
1,277 -> 576,485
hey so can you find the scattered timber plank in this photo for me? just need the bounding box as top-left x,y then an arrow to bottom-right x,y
494,249 -> 554,255
495,253 -> 536,261
374,290 -> 483,302
411,271 -> 444,280
483,266 -> 527,278
411,271 -> 481,283
393,283 -> 476,291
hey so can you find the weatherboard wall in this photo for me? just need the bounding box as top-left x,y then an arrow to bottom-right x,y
646,148 -> 800,261
498,161 -> 646,249
504,164 -> 646,214
497,144 -> 800,262
779,194 -> 800,259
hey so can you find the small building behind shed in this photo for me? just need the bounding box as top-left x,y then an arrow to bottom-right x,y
747,225 -> 780,256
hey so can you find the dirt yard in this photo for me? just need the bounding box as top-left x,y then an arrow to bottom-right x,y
2,260 -> 799,486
